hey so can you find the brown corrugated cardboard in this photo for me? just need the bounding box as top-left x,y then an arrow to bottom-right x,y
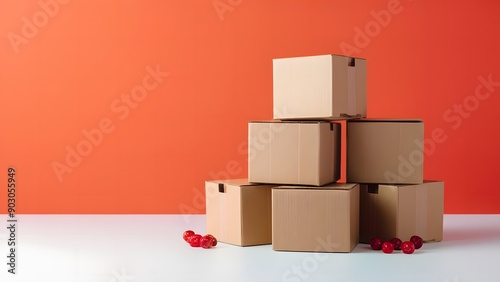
205,179 -> 274,246
248,121 -> 341,186
272,183 -> 359,253
347,119 -> 424,184
359,181 -> 444,243
273,54 -> 366,120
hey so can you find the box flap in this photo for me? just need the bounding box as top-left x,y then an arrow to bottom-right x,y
273,54 -> 366,61
380,180 -> 445,188
249,120 -> 328,124
347,118 -> 423,123
273,183 -> 357,191
206,179 -> 255,187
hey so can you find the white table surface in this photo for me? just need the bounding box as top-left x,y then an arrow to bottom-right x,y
0,214 -> 499,282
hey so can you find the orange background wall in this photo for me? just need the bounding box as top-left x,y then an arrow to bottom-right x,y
1,0 -> 499,214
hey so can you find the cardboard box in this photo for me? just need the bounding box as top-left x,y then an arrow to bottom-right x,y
248,121 -> 341,186
359,181 -> 444,243
273,54 -> 366,120
347,119 -> 424,184
272,183 -> 359,252
205,179 -> 274,246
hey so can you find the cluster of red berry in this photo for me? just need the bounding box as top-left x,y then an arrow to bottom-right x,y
370,235 -> 423,254
183,230 -> 218,249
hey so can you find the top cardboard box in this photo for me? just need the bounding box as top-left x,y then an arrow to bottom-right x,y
273,54 -> 366,120
347,119 -> 424,184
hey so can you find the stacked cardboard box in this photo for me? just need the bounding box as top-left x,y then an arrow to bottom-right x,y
205,54 -> 444,251
205,180 -> 273,246
272,183 -> 359,253
273,54 -> 367,119
248,121 -> 341,186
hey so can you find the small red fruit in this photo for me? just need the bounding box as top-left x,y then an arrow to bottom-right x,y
410,235 -> 424,249
189,234 -> 202,247
206,234 -> 217,247
200,235 -> 214,249
183,230 -> 195,243
390,238 -> 402,250
382,242 -> 394,254
401,241 -> 415,254
370,238 -> 382,250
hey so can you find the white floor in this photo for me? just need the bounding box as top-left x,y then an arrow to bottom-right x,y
0,214 -> 499,282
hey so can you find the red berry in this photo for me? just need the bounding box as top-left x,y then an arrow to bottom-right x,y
183,230 -> 195,243
189,234 -> 202,247
390,238 -> 402,250
200,235 -> 213,249
401,241 -> 415,254
382,242 -> 394,254
410,235 -> 424,249
206,234 -> 217,247
370,238 -> 382,250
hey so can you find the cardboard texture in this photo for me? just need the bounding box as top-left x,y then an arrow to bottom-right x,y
205,179 -> 274,246
347,119 -> 424,184
273,54 -> 366,120
248,121 -> 341,186
272,183 -> 359,253
359,181 -> 444,243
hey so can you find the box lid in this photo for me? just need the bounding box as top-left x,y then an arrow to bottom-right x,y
206,179 -> 256,187
273,183 -> 357,191
272,54 -> 366,61
378,180 -> 444,188
347,118 -> 423,123
249,120 -> 330,124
